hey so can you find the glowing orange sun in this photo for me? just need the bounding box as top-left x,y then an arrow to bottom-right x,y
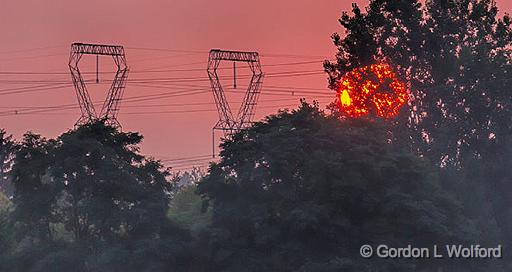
337,63 -> 407,118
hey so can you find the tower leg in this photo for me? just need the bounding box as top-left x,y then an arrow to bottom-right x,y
212,128 -> 216,158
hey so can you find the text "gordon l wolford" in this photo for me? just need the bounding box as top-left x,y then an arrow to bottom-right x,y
376,244 -> 502,259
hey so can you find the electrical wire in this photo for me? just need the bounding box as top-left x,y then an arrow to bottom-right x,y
0,45 -> 337,163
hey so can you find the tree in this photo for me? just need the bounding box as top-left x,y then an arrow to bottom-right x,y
198,103 -> 479,271
48,122 -> 173,243
0,129 -> 16,196
168,184 -> 212,236
6,122 -> 196,272
324,0 -> 512,167
0,191 -> 13,252
11,133 -> 55,243
325,3 -> 512,268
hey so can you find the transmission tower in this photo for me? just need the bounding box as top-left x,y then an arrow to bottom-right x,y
207,49 -> 263,136
69,42 -> 129,127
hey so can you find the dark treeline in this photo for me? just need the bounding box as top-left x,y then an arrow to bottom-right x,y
1,0 -> 511,271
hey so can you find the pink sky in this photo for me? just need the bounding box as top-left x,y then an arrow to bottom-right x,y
0,0 -> 510,170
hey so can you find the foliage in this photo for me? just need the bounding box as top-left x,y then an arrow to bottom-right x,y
0,129 -> 16,196
3,122 -> 197,271
11,133 -> 55,242
325,0 -> 512,167
325,2 -> 512,269
0,192 -> 14,254
168,184 -> 212,236
1,1 -> 511,270
337,63 -> 407,118
48,122 -> 173,243
197,103 -> 479,271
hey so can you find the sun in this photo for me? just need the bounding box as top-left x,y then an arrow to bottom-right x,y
337,64 -> 407,118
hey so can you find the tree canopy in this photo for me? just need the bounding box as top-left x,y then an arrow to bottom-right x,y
0,129 -> 15,196
325,2 -> 512,265
0,1 -> 510,270
3,122 -> 195,272
325,0 -> 512,167
197,103 -> 479,271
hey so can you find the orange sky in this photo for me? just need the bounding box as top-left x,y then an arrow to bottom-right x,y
0,0 -> 510,170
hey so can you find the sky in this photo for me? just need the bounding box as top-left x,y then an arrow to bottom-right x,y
0,0 -> 511,170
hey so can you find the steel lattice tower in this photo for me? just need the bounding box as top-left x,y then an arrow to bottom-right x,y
207,49 -> 263,136
69,43 -> 129,127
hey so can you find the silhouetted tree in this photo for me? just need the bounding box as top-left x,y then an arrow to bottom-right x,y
168,184 -> 212,236
325,2 -> 512,266
5,122 -> 196,272
49,122 -> 173,243
0,129 -> 16,196
0,192 -> 13,257
11,133 -> 55,243
325,0 -> 512,167
198,103 -> 479,271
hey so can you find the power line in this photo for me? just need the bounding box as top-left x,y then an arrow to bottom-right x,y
0,97 -> 317,110
0,101 -> 317,117
0,70 -> 326,86
125,47 -> 207,54
0,60 -> 325,75
0,85 -> 332,107
126,46 -> 330,60
158,154 -> 212,162
164,157 -> 214,166
169,164 -> 211,172
0,52 -> 68,62
0,83 -> 72,96
0,45 -> 65,55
